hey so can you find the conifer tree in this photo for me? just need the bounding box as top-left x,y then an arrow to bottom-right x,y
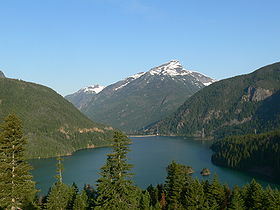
139,190 -> 151,210
45,157 -> 76,210
73,190 -> 88,210
228,187 -> 245,210
0,114 -> 37,209
95,131 -> 139,210
183,179 -> 209,209
243,179 -> 264,209
205,174 -> 226,209
262,186 -> 280,210
165,161 -> 191,209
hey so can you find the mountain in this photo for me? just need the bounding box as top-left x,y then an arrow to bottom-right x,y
0,71 -> 5,78
147,62 -> 280,138
65,84 -> 105,109
0,77 -> 115,159
75,60 -> 215,133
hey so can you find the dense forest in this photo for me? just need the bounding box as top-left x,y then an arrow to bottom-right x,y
211,129 -> 280,180
146,62 -> 280,138
0,114 -> 279,209
0,78 -> 116,159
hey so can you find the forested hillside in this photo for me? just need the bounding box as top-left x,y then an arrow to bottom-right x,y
0,77 -> 115,158
147,62 -> 280,138
211,129 -> 280,180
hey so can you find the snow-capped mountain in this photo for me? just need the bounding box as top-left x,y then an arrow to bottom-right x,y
101,60 -> 214,94
78,85 -> 105,94
67,60 -> 215,133
65,84 -> 105,109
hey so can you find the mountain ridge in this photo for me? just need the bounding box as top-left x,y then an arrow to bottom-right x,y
0,77 -> 115,158
66,60 -> 215,133
146,62 -> 280,138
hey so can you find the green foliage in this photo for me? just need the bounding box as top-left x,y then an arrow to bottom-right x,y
45,157 -> 77,210
204,175 -> 227,209
73,190 -> 88,210
243,179 -> 264,209
211,129 -> 280,178
149,62 -> 280,138
183,179 -> 209,209
95,131 -> 139,209
0,77 -> 116,158
228,187 -> 245,210
165,161 -> 192,209
45,182 -> 76,210
139,190 -> 151,210
0,114 -> 37,209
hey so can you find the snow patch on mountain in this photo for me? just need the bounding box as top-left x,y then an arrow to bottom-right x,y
149,60 -> 192,76
130,72 -> 145,79
114,82 -> 130,91
79,85 -> 105,94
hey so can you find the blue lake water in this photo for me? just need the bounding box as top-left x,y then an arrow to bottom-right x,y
30,136 -> 279,195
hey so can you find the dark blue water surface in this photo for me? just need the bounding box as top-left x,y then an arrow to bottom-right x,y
30,136 -> 279,195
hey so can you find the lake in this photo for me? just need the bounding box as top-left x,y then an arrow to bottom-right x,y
30,136 -> 279,195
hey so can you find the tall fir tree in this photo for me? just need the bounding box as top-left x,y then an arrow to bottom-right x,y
243,179 -> 264,209
262,186 -> 280,210
183,179 -> 209,209
0,114 -> 37,209
95,131 -> 139,210
73,190 -> 88,210
228,186 -> 245,210
165,161 -> 191,209
204,174 -> 226,209
45,157 -> 76,210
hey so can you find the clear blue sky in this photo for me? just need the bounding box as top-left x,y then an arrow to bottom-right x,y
1,0 -> 280,96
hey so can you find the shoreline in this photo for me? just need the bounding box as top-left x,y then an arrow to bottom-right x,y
128,134 -> 158,137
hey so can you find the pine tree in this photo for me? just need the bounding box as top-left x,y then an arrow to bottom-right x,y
45,157 -> 76,210
95,131 -> 139,210
228,186 -> 245,210
73,190 -> 88,210
261,186 -> 280,210
243,179 -> 264,209
165,161 -> 191,209
139,190 -> 151,210
183,179 -> 209,210
205,174 -> 226,209
0,114 -> 37,209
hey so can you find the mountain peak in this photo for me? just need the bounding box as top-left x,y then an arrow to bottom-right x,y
79,84 -> 105,94
149,60 -> 192,76
0,70 -> 5,78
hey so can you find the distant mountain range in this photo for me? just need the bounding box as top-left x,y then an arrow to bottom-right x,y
0,75 -> 115,158
146,62 -> 280,138
66,60 -> 215,133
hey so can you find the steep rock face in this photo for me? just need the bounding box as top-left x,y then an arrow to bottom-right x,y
242,86 -> 273,102
147,62 -> 280,138
0,78 -> 114,158
78,60 -> 215,133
